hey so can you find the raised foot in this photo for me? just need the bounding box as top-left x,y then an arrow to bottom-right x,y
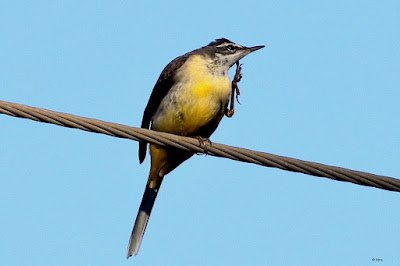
226,61 -> 242,118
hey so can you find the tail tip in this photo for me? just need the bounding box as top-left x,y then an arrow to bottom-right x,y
126,247 -> 139,259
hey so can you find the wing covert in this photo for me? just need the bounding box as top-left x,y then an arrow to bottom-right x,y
138,54 -> 189,163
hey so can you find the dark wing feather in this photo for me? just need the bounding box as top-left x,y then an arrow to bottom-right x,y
138,54 -> 190,163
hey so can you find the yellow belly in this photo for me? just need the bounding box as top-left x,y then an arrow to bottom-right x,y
152,55 -> 231,136
180,76 -> 230,135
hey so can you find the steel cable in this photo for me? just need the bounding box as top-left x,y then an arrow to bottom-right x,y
1,99 -> 399,192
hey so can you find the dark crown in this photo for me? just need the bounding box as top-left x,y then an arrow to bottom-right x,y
207,38 -> 233,47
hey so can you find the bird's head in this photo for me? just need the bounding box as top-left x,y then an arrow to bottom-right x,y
206,38 -> 264,69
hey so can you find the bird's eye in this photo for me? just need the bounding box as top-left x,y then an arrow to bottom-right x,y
227,45 -> 236,52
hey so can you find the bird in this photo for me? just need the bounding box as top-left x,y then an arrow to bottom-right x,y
127,38 -> 264,258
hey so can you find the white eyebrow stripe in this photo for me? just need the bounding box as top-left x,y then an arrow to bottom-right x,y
216,43 -> 243,49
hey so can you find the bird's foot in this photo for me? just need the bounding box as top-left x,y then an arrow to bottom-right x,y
226,61 -> 242,117
193,136 -> 212,155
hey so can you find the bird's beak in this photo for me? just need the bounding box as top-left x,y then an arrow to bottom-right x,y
246,45 -> 265,53
231,45 -> 265,67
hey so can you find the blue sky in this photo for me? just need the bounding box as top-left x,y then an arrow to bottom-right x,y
1,1 -> 399,265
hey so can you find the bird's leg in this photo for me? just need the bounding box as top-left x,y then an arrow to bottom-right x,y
192,136 -> 212,155
226,61 -> 243,117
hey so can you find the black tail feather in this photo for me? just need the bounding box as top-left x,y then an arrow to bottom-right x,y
127,185 -> 159,258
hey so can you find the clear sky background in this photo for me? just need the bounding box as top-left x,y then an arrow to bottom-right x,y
1,1 -> 399,265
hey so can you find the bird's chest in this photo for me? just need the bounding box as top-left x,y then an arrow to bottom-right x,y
152,67 -> 231,135
176,72 -> 231,118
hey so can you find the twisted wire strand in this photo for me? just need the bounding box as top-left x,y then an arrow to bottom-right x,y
1,99 -> 399,192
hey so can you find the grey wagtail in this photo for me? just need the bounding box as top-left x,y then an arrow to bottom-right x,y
127,38 -> 264,257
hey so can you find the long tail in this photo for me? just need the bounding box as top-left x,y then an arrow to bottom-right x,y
127,184 -> 160,258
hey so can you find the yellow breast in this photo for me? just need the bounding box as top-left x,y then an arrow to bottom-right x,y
152,55 -> 231,136
179,56 -> 231,133
184,55 -> 230,97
